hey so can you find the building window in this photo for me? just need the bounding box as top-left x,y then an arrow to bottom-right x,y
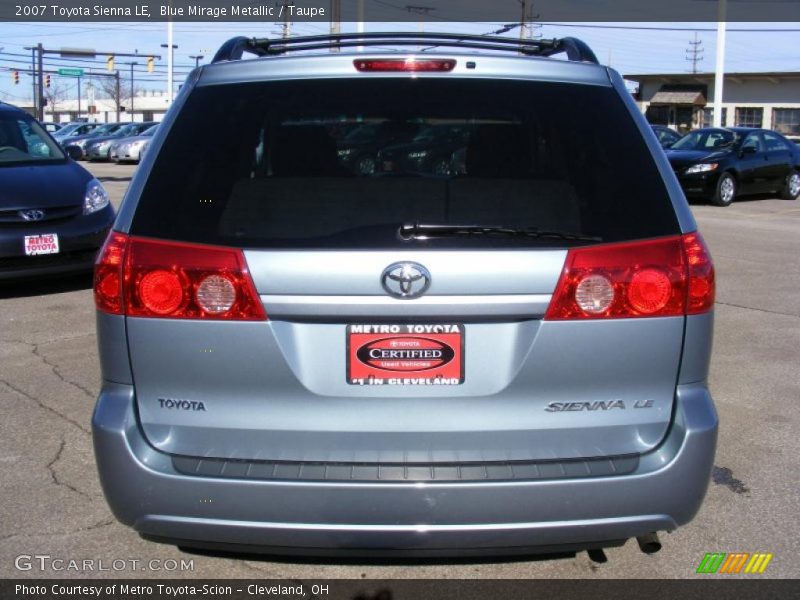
143,111 -> 154,121
702,107 -> 727,127
773,108 -> 800,136
735,107 -> 763,128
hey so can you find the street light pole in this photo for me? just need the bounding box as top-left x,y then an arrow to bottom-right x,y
130,62 -> 138,121
713,0 -> 727,127
189,55 -> 204,68
161,41 -> 178,103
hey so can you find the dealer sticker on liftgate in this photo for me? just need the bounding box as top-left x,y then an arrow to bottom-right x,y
347,324 -> 464,385
24,233 -> 59,256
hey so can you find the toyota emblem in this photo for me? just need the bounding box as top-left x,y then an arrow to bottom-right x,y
19,209 -> 46,222
381,262 -> 431,299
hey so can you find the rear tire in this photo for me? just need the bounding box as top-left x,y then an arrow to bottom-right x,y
781,170 -> 800,200
711,173 -> 736,207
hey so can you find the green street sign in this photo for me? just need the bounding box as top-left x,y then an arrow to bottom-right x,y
58,68 -> 84,77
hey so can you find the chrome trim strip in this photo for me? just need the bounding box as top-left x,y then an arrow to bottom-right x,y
260,294 -> 550,318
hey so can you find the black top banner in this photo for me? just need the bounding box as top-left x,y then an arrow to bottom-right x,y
3,579 -> 800,600
3,0 -> 800,22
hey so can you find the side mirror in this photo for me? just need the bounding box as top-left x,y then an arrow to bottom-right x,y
65,145 -> 82,160
741,145 -> 758,155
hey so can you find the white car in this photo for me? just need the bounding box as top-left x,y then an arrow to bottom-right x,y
110,124 -> 158,163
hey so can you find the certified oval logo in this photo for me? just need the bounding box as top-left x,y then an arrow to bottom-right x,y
356,336 -> 454,372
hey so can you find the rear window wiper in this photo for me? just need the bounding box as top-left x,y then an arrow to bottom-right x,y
399,223 -> 602,242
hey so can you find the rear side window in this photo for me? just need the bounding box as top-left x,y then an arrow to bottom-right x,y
131,78 -> 680,248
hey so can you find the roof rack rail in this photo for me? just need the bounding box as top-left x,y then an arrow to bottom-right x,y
211,32 -> 598,65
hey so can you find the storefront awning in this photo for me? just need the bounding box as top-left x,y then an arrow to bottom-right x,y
650,90 -> 707,106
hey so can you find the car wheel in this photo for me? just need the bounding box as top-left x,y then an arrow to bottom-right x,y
711,173 -> 736,207
356,156 -> 376,176
780,170 -> 800,200
432,158 -> 451,176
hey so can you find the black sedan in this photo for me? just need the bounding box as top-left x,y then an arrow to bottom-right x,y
377,124 -> 471,176
651,125 -> 682,148
666,127 -> 800,206
335,122 -> 419,175
0,103 -> 115,280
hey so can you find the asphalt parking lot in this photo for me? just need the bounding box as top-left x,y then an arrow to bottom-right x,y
1,161 -> 798,579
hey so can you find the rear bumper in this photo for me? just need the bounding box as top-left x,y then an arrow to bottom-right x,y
92,382 -> 717,556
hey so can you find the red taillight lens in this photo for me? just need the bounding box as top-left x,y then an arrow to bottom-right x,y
94,231 -> 128,315
93,234 -> 265,321
125,237 -> 265,320
353,58 -> 456,72
545,233 -> 715,320
682,232 -> 715,314
138,269 -> 184,315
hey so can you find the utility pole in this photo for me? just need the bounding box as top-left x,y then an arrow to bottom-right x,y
27,46 -> 37,117
405,5 -> 434,32
330,0 -> 340,52
115,72 -> 120,122
357,0 -> 364,50
130,62 -> 137,121
37,43 -> 44,121
713,0 -> 727,127
686,32 -> 704,73
277,0 -> 293,38
519,1 -> 541,42
77,76 -> 81,118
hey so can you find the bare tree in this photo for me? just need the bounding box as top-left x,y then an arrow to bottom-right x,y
43,81 -> 70,117
92,75 -> 142,115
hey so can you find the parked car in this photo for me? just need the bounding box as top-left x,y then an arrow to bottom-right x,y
651,124 -> 682,148
84,122 -> 156,162
92,33 -> 717,560
0,102 -> 114,280
336,121 -> 419,175
110,124 -> 158,163
41,121 -> 63,134
666,127 -> 800,206
377,124 -> 471,175
62,123 -> 126,159
52,121 -> 101,142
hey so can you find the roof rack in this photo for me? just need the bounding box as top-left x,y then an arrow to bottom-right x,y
211,32 -> 598,65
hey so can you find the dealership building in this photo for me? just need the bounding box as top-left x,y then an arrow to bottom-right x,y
626,71 -> 800,137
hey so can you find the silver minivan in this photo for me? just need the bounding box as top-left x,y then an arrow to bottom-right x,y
92,33 -> 718,559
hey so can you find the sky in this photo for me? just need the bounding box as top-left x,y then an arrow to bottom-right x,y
0,20 -> 798,104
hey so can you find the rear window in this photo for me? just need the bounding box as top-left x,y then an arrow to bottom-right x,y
131,78 -> 680,248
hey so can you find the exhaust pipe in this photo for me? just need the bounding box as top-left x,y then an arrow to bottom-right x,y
636,532 -> 662,554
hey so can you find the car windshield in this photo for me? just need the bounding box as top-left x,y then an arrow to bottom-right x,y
0,113 -> 66,165
343,124 -> 381,143
53,123 -> 82,137
671,129 -> 736,151
85,124 -> 117,137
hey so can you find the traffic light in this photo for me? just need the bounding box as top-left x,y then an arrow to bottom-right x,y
146,56 -> 154,73
45,74 -> 51,88
106,55 -> 115,71
12,70 -> 19,84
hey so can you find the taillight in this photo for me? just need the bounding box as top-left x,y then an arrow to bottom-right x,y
544,233 -> 714,320
93,233 -> 265,321
94,231 -> 128,315
353,58 -> 456,72
683,232 -> 715,314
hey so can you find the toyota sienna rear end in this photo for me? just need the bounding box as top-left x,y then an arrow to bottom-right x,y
92,34 -> 718,558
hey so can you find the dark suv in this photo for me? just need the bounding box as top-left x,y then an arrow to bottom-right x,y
92,33 -> 717,560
